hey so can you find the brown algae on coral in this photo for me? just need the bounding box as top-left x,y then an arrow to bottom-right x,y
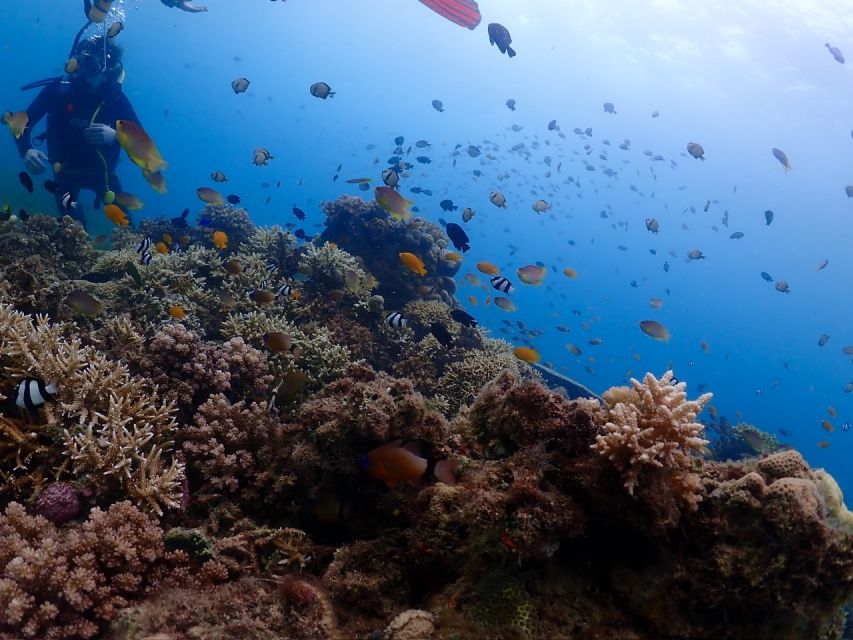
0,202 -> 852,640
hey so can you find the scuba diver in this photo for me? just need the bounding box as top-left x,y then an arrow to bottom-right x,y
16,34 -> 141,230
160,0 -> 208,12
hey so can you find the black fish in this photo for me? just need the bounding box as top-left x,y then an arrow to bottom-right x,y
450,309 -> 477,327
293,206 -> 306,220
294,228 -> 306,240
439,199 -> 457,212
430,322 -> 454,348
764,209 -> 774,225
18,171 -> 33,193
394,135 -> 404,146
445,222 -> 470,252
760,271 -> 773,282
44,179 -> 58,194
488,23 -> 516,58
416,156 -> 431,164
227,194 -> 241,205
171,208 -> 189,227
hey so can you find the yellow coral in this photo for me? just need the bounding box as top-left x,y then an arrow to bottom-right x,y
592,370 -> 711,506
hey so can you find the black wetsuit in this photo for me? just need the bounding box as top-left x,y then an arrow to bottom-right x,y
15,77 -> 140,228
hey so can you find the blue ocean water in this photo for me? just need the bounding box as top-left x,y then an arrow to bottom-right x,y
2,0 -> 851,495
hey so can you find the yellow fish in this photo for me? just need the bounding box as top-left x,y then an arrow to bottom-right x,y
197,187 -> 224,205
513,346 -> 541,364
155,241 -> 170,254
116,192 -> 144,210
143,169 -> 167,194
3,111 -> 28,139
212,230 -> 228,250
168,305 -> 186,320
375,186 -> 413,222
116,120 -> 167,173
399,252 -> 427,276
562,267 -> 578,279
103,204 -> 129,226
444,251 -> 463,262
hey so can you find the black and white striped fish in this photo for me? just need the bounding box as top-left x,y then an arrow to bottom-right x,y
16,378 -> 58,410
490,275 -> 514,294
136,236 -> 151,254
266,260 -> 279,273
276,283 -> 295,299
140,250 -> 152,266
385,311 -> 408,328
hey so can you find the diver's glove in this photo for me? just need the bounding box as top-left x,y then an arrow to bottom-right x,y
84,124 -> 117,146
23,148 -> 49,174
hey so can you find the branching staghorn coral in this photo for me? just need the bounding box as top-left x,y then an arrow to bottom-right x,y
591,370 -> 711,510
0,305 -> 184,515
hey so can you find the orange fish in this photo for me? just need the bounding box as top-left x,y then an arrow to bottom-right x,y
464,272 -> 480,285
494,297 -> 516,312
467,295 -> 478,306
168,305 -> 186,320
476,261 -> 501,276
828,406 -> 837,417
444,251 -> 463,262
361,445 -> 427,488
212,230 -> 228,250
817,440 -> 831,448
103,204 -> 129,226
565,343 -> 581,356
116,120 -> 168,173
162,233 -> 173,245
821,419 -> 834,433
562,267 -> 578,279
517,264 -> 546,286
155,241 -> 170,254
375,186 -> 413,221
399,252 -> 427,276
513,346 -> 541,364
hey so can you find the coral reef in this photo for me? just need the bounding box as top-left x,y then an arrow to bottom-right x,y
2,201 -> 852,640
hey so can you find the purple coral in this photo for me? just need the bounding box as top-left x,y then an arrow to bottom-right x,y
34,482 -> 81,525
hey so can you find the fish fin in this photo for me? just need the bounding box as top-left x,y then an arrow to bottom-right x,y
507,46 -> 516,58
401,441 -> 422,456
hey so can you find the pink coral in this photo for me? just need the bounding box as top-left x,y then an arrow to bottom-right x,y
0,501 -> 169,639
138,325 -> 272,418
181,394 -> 296,505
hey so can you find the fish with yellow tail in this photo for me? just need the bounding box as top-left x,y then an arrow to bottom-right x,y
3,111 -> 28,139
399,252 -> 427,276
375,186 -> 413,221
116,120 -> 168,173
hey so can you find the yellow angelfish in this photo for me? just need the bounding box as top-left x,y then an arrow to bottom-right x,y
116,120 -> 168,173
375,186 -> 413,222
